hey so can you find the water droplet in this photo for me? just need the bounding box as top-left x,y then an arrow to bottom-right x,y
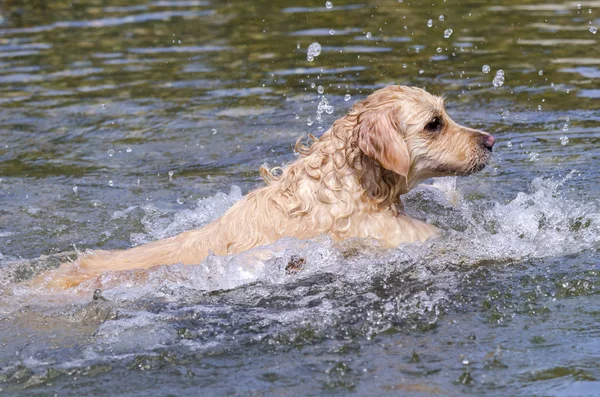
317,85 -> 324,94
311,82 -> 316,89
529,152 -> 540,161
317,96 -> 329,114
560,136 -> 569,145
493,69 -> 505,87
577,3 -> 582,9
439,15 -> 445,22
307,42 -> 321,62
365,32 -> 372,39
436,47 -> 443,53
427,19 -> 433,27
462,358 -> 469,365
307,116 -> 313,126
538,105 -> 542,111
443,28 -> 453,38
107,149 -> 115,157
73,186 -> 78,195
501,109 -> 510,118
177,197 -> 185,204
507,141 -> 513,148
294,114 -> 300,119
168,170 -> 175,182
108,180 -> 114,187
101,103 -> 106,110
344,94 -> 351,101
538,70 -> 544,76
325,1 -> 333,9
325,105 -> 334,114
419,69 -> 424,74
296,43 -> 301,49
211,128 -> 217,135
402,63 -> 407,68
329,29 -> 335,35
482,65 -> 491,74
589,26 -> 598,34
126,147 -> 132,153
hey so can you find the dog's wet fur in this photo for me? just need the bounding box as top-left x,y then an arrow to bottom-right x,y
34,85 -> 494,289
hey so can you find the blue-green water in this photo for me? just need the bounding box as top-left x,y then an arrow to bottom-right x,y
0,0 -> 599,396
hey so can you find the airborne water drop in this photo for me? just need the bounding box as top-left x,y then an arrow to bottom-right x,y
307,42 -> 321,62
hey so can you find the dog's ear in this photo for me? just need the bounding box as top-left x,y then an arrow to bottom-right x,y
355,108 -> 410,177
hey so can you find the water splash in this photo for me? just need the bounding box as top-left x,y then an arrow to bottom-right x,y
15,174 -> 596,297
131,185 -> 243,245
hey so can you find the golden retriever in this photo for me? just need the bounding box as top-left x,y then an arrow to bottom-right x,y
37,85 -> 494,289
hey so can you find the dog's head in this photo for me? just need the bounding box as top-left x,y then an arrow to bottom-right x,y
351,85 -> 494,189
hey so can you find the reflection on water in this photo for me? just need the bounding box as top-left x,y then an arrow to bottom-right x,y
0,0 -> 599,395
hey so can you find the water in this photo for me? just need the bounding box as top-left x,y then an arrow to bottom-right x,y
0,0 -> 599,395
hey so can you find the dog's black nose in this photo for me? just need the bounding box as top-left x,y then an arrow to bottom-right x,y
482,134 -> 495,151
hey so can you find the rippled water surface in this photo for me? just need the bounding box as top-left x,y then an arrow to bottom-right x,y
0,0 -> 599,396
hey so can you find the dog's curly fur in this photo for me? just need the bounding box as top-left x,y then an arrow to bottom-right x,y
38,85 -> 494,289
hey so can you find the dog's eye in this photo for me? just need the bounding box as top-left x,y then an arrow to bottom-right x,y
425,118 -> 443,132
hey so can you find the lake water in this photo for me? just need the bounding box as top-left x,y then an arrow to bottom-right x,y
0,0 -> 599,395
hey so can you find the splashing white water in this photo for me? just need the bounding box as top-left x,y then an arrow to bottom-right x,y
1,174 -> 597,301
131,186 -> 242,245
88,175 -> 598,296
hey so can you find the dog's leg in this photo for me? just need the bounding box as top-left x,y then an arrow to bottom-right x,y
387,216 -> 441,246
357,214 -> 441,248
